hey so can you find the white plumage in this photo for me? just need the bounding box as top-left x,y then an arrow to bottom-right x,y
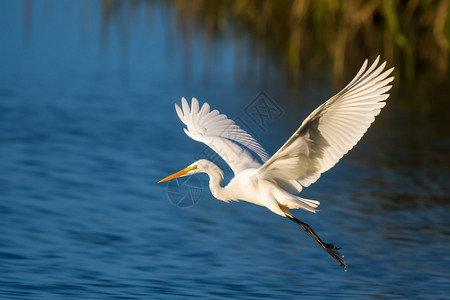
175,98 -> 269,174
259,56 -> 394,190
159,57 -> 394,268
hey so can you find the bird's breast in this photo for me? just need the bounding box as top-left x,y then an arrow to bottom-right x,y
225,169 -> 264,206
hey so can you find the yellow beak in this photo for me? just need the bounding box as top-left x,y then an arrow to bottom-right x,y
158,165 -> 197,183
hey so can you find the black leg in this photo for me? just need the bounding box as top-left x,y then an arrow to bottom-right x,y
286,215 -> 346,269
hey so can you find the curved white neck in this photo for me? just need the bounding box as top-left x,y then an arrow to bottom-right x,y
204,162 -> 227,201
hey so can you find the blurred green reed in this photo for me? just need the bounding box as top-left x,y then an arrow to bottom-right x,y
98,0 -> 450,117
99,0 -> 449,82
170,0 -> 449,84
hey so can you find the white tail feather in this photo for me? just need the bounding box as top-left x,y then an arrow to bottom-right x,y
274,189 -> 320,213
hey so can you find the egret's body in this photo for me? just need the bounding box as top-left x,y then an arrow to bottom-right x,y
159,57 -> 394,268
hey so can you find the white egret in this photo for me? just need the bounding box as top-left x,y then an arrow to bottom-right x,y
159,57 -> 394,268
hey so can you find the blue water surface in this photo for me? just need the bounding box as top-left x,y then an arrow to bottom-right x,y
1,1 -> 449,299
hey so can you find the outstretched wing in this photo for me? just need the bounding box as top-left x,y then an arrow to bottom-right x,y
258,56 -> 394,191
176,97 -> 270,175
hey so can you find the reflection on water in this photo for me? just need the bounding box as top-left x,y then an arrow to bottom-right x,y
97,0 -> 450,82
1,1 -> 449,299
71,0 -> 450,125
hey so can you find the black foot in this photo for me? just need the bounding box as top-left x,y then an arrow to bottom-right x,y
287,215 -> 347,269
323,244 -> 346,268
324,243 -> 341,251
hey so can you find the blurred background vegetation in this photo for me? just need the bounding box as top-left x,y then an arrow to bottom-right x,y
99,0 -> 450,84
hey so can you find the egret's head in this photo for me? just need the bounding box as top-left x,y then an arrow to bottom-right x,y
158,160 -> 207,183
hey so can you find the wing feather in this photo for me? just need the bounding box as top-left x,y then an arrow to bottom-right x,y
258,57 -> 394,190
176,97 -> 270,174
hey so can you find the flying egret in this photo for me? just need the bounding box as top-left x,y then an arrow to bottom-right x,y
159,57 -> 394,268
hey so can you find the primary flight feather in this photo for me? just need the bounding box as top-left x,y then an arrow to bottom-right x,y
159,57 -> 394,268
